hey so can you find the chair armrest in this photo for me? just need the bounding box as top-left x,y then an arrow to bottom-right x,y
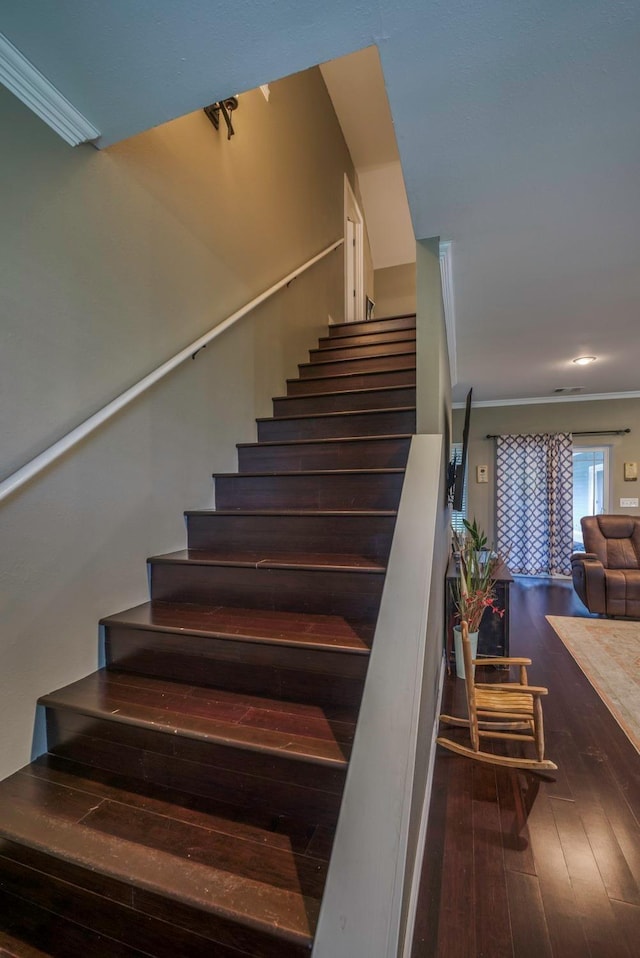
571,554 -> 606,613
474,657 -> 531,666
476,683 -> 548,695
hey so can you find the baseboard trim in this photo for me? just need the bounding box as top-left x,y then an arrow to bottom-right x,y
401,651 -> 446,958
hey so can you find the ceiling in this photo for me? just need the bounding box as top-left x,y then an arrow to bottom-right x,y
320,47 -> 416,271
1,0 -> 639,404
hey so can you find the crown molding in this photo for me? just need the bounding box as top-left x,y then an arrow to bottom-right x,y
439,240 -> 457,386
452,390 -> 640,409
0,33 -> 99,145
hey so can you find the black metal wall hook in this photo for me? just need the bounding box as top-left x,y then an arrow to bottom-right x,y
203,97 -> 239,139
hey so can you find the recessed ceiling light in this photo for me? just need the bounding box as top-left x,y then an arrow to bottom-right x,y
572,356 -> 596,366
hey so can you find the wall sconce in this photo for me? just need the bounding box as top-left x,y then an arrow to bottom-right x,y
203,97 -> 238,139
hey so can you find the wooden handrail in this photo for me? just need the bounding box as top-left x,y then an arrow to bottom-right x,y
0,238 -> 343,503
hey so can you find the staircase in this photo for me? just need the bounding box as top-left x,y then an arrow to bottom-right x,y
0,314 -> 417,957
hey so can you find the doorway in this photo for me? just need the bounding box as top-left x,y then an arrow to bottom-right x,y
344,175 -> 364,323
572,446 -> 610,550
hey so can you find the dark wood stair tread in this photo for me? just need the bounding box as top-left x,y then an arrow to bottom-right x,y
272,383 -> 416,402
185,509 -> 397,517
0,764 -> 323,948
26,754 -> 337,860
317,330 -> 416,349
309,338 -> 416,354
0,888 -> 147,958
298,351 -> 415,371
256,406 -> 415,425
213,468 -> 405,477
328,313 -> 416,331
148,548 -> 386,573
310,337 -> 417,358
238,433 -> 412,448
286,365 -> 416,385
102,601 -> 373,653
329,313 -> 416,335
39,670 -> 354,766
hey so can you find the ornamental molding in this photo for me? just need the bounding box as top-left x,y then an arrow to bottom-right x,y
0,32 -> 99,145
452,390 -> 640,409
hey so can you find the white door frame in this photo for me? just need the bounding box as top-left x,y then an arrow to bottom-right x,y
344,175 -> 365,323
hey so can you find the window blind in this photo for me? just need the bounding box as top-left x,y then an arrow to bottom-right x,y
451,442 -> 467,532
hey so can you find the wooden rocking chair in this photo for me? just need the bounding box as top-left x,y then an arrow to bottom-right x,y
437,621 -> 557,772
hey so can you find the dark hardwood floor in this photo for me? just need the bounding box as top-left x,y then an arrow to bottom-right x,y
413,576 -> 640,958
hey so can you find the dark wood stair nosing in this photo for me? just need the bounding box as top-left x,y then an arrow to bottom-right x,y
272,384 -> 416,403
146,550 -> 387,575
39,692 -> 350,771
101,609 -> 372,657
329,314 -> 416,331
184,509 -> 398,517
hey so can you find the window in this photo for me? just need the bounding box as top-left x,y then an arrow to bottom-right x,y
572,446 -> 610,550
451,442 -> 468,533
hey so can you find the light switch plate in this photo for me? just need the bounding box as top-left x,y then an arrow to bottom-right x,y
620,498 -> 639,508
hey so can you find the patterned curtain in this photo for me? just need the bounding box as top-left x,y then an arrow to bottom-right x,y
496,433 -> 574,576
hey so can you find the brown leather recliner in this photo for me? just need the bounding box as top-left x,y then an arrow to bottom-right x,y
571,515 -> 640,617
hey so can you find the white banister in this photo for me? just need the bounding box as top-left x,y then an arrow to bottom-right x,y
0,238 -> 343,504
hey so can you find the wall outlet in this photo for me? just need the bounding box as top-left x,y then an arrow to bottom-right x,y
476,464 -> 489,483
620,498 -> 639,508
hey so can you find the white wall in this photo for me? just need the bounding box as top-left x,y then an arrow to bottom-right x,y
374,262 -> 416,318
453,397 -> 640,543
0,67 -> 355,779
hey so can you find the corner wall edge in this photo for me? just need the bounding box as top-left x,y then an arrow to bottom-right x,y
439,240 -> 457,387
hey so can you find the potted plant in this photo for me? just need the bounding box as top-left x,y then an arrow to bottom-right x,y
462,517 -> 488,553
462,516 -> 490,562
451,528 -> 504,679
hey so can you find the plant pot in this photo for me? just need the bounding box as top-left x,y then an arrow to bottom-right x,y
453,625 -> 479,680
